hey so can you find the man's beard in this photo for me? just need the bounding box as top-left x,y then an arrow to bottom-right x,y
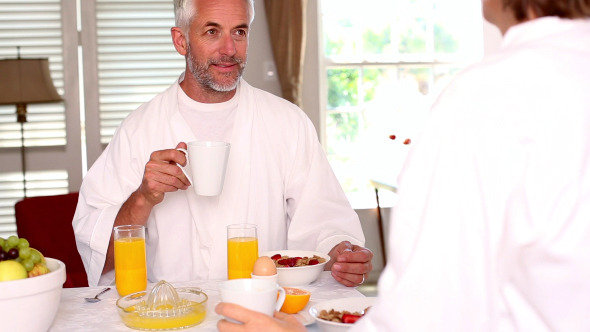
186,44 -> 246,92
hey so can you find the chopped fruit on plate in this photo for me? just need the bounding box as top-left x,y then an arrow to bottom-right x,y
318,307 -> 371,324
341,313 -> 363,324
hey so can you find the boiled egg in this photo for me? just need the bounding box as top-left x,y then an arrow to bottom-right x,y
252,256 -> 277,276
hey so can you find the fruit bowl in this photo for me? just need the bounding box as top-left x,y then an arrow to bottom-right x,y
116,280 -> 208,330
0,257 -> 66,332
260,250 -> 330,287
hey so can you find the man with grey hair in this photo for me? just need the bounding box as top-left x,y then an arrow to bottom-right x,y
174,0 -> 256,30
73,0 -> 373,288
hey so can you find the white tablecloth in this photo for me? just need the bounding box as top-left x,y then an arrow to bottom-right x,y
49,271 -> 365,331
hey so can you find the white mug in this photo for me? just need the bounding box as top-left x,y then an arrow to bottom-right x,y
177,141 -> 230,196
218,278 -> 286,320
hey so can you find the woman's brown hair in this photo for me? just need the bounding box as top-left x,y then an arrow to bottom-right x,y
503,0 -> 590,21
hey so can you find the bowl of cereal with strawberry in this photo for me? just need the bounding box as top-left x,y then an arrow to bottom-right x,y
260,250 -> 330,287
310,297 -> 375,332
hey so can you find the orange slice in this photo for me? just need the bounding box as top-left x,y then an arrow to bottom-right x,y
279,287 -> 311,314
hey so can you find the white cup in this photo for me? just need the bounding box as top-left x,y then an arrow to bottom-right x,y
177,141 -> 230,196
218,278 -> 286,320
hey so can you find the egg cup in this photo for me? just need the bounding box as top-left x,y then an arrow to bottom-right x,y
251,272 -> 279,284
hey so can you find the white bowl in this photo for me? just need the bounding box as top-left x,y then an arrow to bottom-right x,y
309,297 -> 376,332
0,258 -> 66,332
260,250 -> 330,287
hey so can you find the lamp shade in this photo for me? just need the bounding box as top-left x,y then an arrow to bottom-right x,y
0,58 -> 62,105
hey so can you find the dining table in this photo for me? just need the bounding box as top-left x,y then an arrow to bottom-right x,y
49,271 -> 366,331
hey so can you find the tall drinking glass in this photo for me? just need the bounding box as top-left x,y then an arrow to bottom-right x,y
114,225 -> 147,296
227,224 -> 258,280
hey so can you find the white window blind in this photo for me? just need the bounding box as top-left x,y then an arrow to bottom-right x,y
0,0 -> 68,238
0,0 -> 66,148
96,0 -> 185,144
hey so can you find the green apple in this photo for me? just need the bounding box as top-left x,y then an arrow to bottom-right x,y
0,260 -> 28,281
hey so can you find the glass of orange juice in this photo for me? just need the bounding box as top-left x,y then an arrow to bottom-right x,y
227,224 -> 258,279
114,225 -> 147,296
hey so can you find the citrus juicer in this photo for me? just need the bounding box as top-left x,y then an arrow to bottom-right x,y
116,280 -> 208,330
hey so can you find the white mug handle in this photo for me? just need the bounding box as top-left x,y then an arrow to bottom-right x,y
176,148 -> 193,185
275,286 -> 287,312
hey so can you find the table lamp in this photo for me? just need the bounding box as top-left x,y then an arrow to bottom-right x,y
0,56 -> 63,197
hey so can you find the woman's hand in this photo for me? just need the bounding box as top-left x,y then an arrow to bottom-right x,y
216,302 -> 306,332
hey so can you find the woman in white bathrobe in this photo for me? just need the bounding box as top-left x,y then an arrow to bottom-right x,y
216,0 -> 590,331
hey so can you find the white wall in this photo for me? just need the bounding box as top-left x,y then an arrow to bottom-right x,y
241,1 -> 282,98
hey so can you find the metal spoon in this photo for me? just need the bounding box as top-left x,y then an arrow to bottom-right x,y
84,287 -> 111,303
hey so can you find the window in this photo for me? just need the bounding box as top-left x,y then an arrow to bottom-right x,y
320,0 -> 484,208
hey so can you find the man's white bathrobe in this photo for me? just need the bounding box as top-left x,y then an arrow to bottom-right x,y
73,78 -> 364,286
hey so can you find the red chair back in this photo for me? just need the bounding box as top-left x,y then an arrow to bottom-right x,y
15,192 -> 88,288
